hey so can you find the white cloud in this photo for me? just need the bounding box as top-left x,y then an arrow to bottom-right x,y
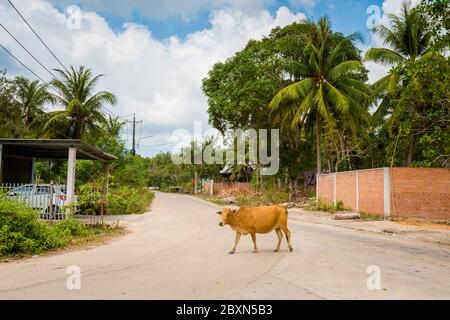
47,0 -> 276,21
0,0 -> 305,155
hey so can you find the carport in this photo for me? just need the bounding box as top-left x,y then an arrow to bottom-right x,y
0,139 -> 117,206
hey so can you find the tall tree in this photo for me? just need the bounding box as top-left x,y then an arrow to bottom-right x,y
15,77 -> 53,131
39,66 -> 117,143
270,17 -> 371,174
365,1 -> 433,124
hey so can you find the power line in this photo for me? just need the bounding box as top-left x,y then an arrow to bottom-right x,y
0,23 -> 56,78
0,42 -> 49,85
7,0 -> 69,73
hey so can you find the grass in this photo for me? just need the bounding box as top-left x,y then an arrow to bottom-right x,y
304,198 -> 351,213
360,212 -> 384,221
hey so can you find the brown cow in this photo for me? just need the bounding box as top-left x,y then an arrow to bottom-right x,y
217,206 -> 293,254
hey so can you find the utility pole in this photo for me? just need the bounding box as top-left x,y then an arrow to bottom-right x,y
126,113 -> 143,156
131,113 -> 136,155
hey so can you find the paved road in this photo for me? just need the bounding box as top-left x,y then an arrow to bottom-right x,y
0,192 -> 449,299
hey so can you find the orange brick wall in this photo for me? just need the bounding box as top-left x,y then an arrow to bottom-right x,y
317,168 -> 450,220
317,174 -> 334,204
336,172 -> 357,210
391,168 -> 450,220
358,170 -> 385,216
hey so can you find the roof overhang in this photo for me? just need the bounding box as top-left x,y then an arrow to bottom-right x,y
0,139 -> 117,162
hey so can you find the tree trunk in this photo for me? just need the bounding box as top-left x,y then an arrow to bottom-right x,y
406,134 -> 416,166
316,112 -> 322,174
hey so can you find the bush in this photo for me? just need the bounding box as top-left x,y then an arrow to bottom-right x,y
304,198 -> 349,213
108,186 -> 155,215
77,182 -> 155,215
0,194 -> 91,256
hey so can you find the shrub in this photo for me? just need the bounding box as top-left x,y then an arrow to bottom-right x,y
108,186 -> 155,215
77,182 -> 155,215
0,194 -> 92,256
305,198 -> 349,213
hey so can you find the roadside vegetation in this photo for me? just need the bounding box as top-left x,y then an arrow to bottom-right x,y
0,193 -> 123,260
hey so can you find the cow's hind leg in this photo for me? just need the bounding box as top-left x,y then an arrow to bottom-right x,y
229,232 -> 241,254
281,226 -> 293,252
274,229 -> 283,252
251,233 -> 258,253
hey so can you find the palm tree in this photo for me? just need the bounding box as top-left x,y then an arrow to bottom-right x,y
365,1 -> 433,165
103,116 -> 124,138
270,17 -> 371,174
40,66 -> 117,143
15,77 -> 53,131
365,1 -> 432,123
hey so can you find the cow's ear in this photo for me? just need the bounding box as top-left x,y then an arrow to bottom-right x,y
216,211 -> 222,215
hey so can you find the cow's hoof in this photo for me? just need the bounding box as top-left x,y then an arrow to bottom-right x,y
273,249 -> 279,253
289,247 -> 293,252
253,250 -> 258,254
228,251 -> 235,255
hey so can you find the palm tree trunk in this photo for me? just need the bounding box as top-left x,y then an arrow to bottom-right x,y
316,112 -> 322,174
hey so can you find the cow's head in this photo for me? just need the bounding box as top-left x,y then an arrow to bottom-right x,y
217,208 -> 236,227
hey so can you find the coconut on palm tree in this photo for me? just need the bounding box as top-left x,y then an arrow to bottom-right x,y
39,66 -> 117,144
270,17 -> 371,174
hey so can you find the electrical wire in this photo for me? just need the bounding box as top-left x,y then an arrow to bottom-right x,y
7,0 -> 69,73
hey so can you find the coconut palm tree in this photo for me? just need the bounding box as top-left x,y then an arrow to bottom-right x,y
15,77 -> 53,131
270,17 -> 371,174
103,116 -> 124,138
365,0 -> 432,123
40,66 -> 117,143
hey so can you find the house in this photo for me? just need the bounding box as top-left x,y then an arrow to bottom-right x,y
0,139 -> 117,218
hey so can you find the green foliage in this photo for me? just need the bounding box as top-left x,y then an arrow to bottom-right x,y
384,54 -> 450,167
0,193 -> 91,256
305,198 -> 348,213
420,0 -> 450,51
107,186 -> 155,215
77,181 -> 155,215
36,66 -> 117,144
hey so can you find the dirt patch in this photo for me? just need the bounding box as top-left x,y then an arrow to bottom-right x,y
395,220 -> 450,231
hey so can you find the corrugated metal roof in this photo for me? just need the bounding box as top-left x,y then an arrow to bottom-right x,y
0,139 -> 117,162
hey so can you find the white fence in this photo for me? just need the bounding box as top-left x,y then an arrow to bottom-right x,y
1,183 -> 70,220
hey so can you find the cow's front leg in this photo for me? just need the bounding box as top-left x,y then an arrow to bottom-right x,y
229,232 -> 241,254
251,233 -> 258,253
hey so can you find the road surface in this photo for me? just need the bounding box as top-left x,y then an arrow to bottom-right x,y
0,192 -> 449,299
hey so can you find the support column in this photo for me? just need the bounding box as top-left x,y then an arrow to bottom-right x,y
66,148 -> 77,204
383,167 -> 391,219
355,171 -> 359,212
333,173 -> 337,206
316,173 -> 319,199
102,161 -> 110,216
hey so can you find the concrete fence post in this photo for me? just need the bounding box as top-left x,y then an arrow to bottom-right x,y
316,174 -> 319,199
356,171 -> 359,212
383,168 -> 391,219
333,173 -> 337,206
